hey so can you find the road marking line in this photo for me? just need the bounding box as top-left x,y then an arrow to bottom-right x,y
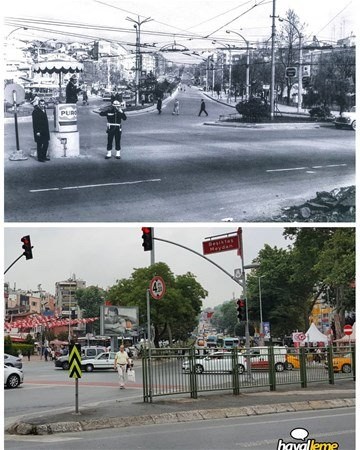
312,164 -> 347,168
30,178 -> 162,193
266,167 -> 307,172
267,164 -> 347,173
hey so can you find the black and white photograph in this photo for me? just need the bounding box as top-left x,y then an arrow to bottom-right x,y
2,0 -> 357,449
3,0 -> 356,222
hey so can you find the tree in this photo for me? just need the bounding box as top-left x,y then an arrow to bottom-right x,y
313,228 -> 355,338
277,9 -> 306,105
246,244 -> 302,338
75,286 -> 106,336
106,263 -> 207,347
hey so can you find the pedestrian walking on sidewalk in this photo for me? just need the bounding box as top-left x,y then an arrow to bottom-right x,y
172,99 -> 180,115
198,99 -> 208,116
97,100 -> 127,159
32,99 -> 50,162
114,345 -> 129,389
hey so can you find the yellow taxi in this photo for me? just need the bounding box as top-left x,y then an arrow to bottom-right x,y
327,353 -> 352,373
285,354 -> 300,370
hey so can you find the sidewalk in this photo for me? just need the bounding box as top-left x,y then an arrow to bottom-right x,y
6,376 -> 355,436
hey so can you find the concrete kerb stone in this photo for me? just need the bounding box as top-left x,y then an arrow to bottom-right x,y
5,398 -> 355,435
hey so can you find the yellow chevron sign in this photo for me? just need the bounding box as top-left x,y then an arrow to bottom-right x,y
69,344 -> 82,378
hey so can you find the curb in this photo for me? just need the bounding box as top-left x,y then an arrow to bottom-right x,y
5,398 -> 355,436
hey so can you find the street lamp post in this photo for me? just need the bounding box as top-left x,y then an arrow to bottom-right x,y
6,27 -> 27,40
258,275 -> 265,345
212,40 -> 232,102
278,17 -> 303,113
126,16 -> 153,106
226,30 -> 250,99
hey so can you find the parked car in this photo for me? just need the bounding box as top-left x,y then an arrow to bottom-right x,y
241,346 -> 287,372
102,91 -> 112,101
81,352 -> 117,372
55,346 -> 106,370
285,354 -> 300,370
325,353 -> 352,373
334,106 -> 356,130
182,351 -> 246,374
4,353 -> 23,369
4,364 -> 24,388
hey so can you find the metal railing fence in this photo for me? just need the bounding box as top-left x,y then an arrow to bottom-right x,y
142,345 -> 355,402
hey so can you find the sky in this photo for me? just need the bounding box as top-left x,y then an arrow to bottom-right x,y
4,0 -> 356,53
4,225 -> 292,309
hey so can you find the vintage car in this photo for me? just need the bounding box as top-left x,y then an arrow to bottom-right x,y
334,106 -> 356,130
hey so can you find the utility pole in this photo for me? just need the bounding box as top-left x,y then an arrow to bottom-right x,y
270,0 -> 277,118
126,16 -> 153,106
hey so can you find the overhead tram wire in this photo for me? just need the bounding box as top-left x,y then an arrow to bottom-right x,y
186,0 -> 260,31
204,0 -> 268,38
5,17 -> 209,41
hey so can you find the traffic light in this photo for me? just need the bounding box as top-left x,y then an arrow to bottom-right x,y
141,227 -> 153,251
21,235 -> 33,260
236,298 -> 246,321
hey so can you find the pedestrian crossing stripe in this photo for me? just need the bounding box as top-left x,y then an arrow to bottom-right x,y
69,344 -> 82,379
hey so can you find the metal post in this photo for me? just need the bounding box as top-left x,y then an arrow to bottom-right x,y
228,50 -> 232,102
298,33 -> 303,112
239,231 -> 252,381
68,287 -> 72,343
258,276 -> 264,346
270,0 -> 277,118
126,16 -> 152,107
245,44 -> 250,99
146,288 -> 152,402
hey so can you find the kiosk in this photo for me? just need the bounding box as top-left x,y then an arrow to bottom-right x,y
48,103 -> 80,157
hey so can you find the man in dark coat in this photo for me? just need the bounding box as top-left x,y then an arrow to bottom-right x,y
66,74 -> 82,103
98,100 -> 127,159
32,99 -> 50,162
198,99 -> 208,116
156,97 -> 162,114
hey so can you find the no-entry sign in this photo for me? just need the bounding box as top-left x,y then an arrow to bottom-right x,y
343,324 -> 353,336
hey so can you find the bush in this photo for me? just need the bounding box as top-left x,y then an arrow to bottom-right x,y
235,97 -> 271,122
309,106 -> 331,120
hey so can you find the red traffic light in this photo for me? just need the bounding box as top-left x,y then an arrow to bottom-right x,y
236,298 -> 246,321
141,227 -> 153,251
21,235 -> 33,260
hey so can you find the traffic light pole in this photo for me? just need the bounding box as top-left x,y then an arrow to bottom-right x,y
238,231 -> 253,382
154,237 -> 244,288
4,254 -> 25,274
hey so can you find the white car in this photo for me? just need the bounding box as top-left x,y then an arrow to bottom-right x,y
241,346 -> 287,372
182,351 -> 246,374
334,106 -> 356,130
81,352 -> 116,372
4,364 -> 24,388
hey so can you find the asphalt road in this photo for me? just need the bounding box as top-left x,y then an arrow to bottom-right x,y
5,407 -> 355,450
4,89 -> 355,222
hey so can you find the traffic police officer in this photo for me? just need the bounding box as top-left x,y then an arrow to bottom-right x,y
99,100 -> 127,159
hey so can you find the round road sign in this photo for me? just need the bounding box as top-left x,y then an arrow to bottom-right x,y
150,276 -> 166,300
4,83 -> 25,105
343,324 -> 352,336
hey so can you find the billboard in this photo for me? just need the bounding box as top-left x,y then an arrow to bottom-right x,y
100,306 -> 138,336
